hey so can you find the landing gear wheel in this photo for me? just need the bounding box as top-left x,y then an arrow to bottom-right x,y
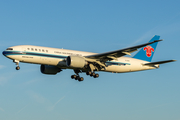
94,74 -> 99,78
86,71 -> 92,75
72,70 -> 84,81
16,66 -> 20,70
71,75 -> 76,79
90,72 -> 95,77
78,77 -> 84,81
75,76 -> 79,80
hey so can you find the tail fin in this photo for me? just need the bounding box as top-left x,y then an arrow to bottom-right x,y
133,35 -> 160,62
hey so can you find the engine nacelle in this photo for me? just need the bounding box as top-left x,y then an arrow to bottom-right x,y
66,56 -> 87,68
40,65 -> 61,75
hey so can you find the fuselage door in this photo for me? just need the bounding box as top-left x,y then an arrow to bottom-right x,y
21,47 -> 26,55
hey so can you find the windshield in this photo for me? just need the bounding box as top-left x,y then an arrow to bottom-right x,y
6,48 -> 13,50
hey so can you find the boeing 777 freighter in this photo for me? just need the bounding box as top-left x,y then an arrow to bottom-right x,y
2,35 -> 176,81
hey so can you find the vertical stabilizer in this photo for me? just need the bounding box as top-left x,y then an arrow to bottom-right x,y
133,35 -> 160,62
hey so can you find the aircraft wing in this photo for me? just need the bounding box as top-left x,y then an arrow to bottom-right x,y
85,40 -> 162,61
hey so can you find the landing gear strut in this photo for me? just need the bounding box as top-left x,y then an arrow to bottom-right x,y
71,70 -> 84,81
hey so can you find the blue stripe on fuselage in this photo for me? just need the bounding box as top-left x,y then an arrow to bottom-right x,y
105,61 -> 130,66
3,50 -> 131,66
3,51 -> 67,59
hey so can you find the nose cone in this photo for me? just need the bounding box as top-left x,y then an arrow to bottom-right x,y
2,51 -> 8,57
2,51 -> 6,56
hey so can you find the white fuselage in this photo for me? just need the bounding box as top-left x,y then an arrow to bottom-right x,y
3,45 -> 156,73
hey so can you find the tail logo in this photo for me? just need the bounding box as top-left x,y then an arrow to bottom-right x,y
143,45 -> 154,57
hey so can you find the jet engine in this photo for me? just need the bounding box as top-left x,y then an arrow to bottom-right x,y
66,56 -> 87,68
40,65 -> 61,75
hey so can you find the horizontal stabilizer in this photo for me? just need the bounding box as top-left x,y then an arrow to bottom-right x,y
144,60 -> 176,66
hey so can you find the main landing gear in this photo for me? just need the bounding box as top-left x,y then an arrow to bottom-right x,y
13,60 -> 20,70
86,71 -> 99,78
71,70 -> 84,82
71,75 -> 84,81
71,70 -> 99,82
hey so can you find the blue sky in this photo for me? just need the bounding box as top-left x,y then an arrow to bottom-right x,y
0,0 -> 179,120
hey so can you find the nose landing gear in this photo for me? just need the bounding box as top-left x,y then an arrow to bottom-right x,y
13,60 -> 20,70
16,66 -> 20,70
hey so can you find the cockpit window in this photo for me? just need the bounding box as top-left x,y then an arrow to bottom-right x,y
6,48 -> 13,50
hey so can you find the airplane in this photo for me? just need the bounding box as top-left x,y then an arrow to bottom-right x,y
2,35 -> 176,81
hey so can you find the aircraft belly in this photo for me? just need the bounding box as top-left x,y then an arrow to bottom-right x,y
105,66 -> 117,72
105,63 -> 155,73
113,65 -> 132,73
7,55 -> 20,60
20,55 -> 60,66
39,57 -> 60,65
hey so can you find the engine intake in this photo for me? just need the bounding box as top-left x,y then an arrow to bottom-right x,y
66,56 -> 87,68
40,65 -> 61,75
